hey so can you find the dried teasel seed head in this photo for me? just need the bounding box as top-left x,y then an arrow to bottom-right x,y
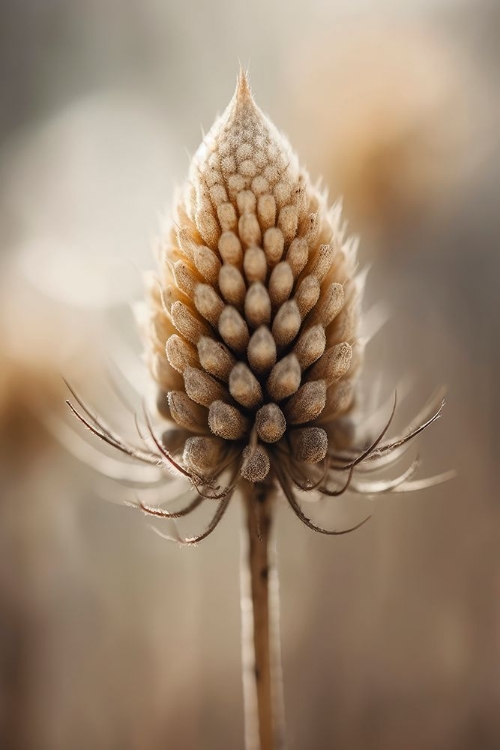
134,70 -> 443,518
145,74 -> 357,481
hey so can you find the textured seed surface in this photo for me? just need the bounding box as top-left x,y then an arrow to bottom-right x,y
295,275 -> 321,318
184,366 -> 227,407
272,300 -> 301,346
168,391 -> 207,431
294,325 -> 326,370
171,301 -> 210,344
255,403 -> 286,443
286,238 -> 308,277
197,336 -> 235,381
240,444 -> 271,482
266,355 -> 302,401
290,427 -> 328,463
218,306 -> 249,352
310,244 -> 336,282
194,245 -> 221,285
229,363 -> 263,409
264,227 -> 285,265
284,380 -> 327,424
247,326 -> 277,374
219,231 -> 242,265
166,335 -> 199,373
144,72 -> 362,483
219,265 -> 246,306
245,283 -> 271,328
183,436 -> 225,475
309,342 -> 352,384
209,400 -> 249,440
244,247 -> 267,282
194,284 -> 224,326
269,262 -> 294,308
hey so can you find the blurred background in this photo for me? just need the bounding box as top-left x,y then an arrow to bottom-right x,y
0,0 -> 498,748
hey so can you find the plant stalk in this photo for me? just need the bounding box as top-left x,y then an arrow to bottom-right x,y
241,483 -> 285,750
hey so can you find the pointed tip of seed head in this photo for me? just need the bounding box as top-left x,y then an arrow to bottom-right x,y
235,66 -> 253,102
225,68 -> 259,125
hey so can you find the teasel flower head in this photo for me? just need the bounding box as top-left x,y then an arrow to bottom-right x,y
68,72 -> 450,542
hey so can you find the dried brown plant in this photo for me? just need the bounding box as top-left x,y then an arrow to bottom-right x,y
67,71 -> 451,750
68,71 -> 448,540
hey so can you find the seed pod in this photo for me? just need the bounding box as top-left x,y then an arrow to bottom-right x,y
255,404 -> 286,443
247,326 -> 277,374
284,380 -> 327,424
266,355 -> 302,402
168,391 -> 208,431
142,73 -> 415,499
71,71 -> 446,545
289,427 -> 328,463
240,444 -> 271,482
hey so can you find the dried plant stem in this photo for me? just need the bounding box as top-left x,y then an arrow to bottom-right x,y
241,483 -> 285,750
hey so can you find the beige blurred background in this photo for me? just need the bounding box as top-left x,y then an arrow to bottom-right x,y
0,1 -> 498,748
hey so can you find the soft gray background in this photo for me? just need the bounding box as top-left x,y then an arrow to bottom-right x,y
0,1 -> 498,748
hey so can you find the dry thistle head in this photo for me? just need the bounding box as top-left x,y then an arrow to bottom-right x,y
145,74 -> 361,485
69,72 -> 450,542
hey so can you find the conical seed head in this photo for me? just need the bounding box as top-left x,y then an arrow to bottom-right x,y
144,72 -> 362,484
